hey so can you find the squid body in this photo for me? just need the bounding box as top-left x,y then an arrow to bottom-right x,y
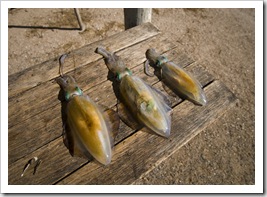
145,48 -> 207,106
95,47 -> 171,138
56,56 -> 112,165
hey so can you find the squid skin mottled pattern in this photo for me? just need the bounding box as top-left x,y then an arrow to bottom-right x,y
120,75 -> 171,138
56,74 -> 112,166
95,46 -> 172,138
67,95 -> 112,165
146,48 -> 207,106
162,61 -> 207,106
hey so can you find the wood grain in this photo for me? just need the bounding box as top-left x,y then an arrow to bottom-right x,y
7,51 -> 196,164
8,23 -> 236,185
8,28 -> 189,162
8,33 -> 179,164
57,80 -> 237,185
8,33 -> 176,129
8,62 -> 213,185
8,22 -> 160,97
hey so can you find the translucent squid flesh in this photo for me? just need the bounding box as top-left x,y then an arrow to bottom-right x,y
145,48 -> 207,106
95,47 -> 171,138
56,55 -> 112,165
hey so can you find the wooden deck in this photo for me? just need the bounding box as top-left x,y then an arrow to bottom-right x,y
8,23 -> 237,185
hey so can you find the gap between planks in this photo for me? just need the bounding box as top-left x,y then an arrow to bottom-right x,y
58,80 -> 238,185
8,41 -> 182,164
8,22 -> 160,98
8,33 -> 176,129
9,62 -> 216,185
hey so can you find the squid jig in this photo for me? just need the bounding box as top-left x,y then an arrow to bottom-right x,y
56,54 -> 113,165
145,48 -> 207,106
95,47 -> 171,138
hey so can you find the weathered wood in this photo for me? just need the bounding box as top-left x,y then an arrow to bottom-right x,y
7,33 -> 177,163
8,33 -> 176,129
8,22 -> 160,97
8,23 -> 236,185
8,47 -> 195,164
8,136 -> 88,185
124,8 -> 152,30
8,62 -> 214,185
57,80 -> 237,185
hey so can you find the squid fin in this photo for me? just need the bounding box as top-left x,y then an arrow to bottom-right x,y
117,102 -> 142,131
63,122 -> 92,160
148,84 -> 173,114
103,107 -> 120,145
161,77 -> 179,98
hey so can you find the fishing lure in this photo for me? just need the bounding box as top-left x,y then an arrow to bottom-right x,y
56,54 -> 113,165
95,47 -> 171,138
145,48 -> 207,106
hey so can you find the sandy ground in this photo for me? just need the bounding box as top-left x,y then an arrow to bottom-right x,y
8,8 -> 255,184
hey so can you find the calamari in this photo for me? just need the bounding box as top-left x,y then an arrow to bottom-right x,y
95,47 -> 171,138
145,48 -> 207,106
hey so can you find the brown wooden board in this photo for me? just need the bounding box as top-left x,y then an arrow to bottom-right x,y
8,34 -> 180,164
57,81 -> 237,185
8,23 -> 236,185
8,61 -> 219,185
8,34 -> 191,164
8,33 -> 177,129
8,22 -> 160,98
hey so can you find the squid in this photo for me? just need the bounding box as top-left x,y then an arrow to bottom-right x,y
95,47 -> 171,138
145,48 -> 207,106
56,54 -> 113,165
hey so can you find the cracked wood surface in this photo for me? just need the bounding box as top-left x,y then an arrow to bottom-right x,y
8,23 -> 236,185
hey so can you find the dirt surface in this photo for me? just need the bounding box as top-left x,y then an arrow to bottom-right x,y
8,8 -> 255,185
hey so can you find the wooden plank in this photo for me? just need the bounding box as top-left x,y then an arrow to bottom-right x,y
8,33 -> 176,129
8,137 -> 88,185
8,34 -> 177,164
8,113 -> 133,185
8,62 -> 213,185
8,47 -> 195,164
97,61 -> 212,141
57,80 -> 237,185
8,22 -> 160,97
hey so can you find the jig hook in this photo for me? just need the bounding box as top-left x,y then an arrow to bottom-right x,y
21,157 -> 42,177
144,59 -> 155,77
59,53 -> 69,77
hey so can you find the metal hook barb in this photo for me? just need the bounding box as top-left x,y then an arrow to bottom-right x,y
21,157 -> 42,177
144,59 -> 155,77
33,159 -> 42,175
59,54 -> 69,77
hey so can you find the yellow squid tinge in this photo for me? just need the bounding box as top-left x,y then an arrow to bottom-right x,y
95,47 -> 171,138
56,54 -> 113,165
145,48 -> 207,106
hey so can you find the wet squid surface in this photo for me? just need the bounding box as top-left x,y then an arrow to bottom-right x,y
95,47 -> 172,138
56,55 -> 114,165
145,48 -> 207,106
